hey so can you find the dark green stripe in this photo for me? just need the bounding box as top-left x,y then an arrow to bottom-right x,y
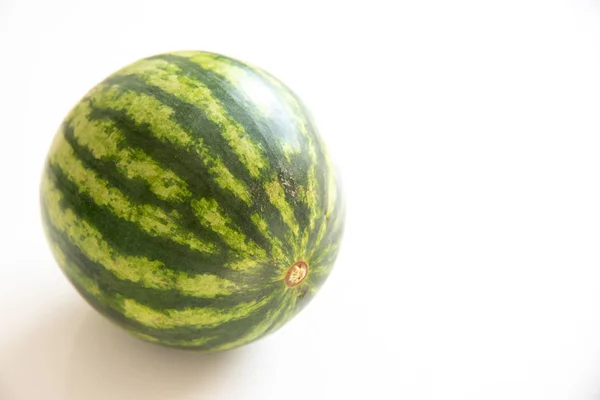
182,289 -> 288,350
309,249 -> 339,283
309,179 -> 346,258
43,196 -> 285,347
45,163 -> 254,281
62,122 -> 176,211
293,285 -> 317,313
67,269 -> 284,348
88,76 -> 292,260
312,229 -> 344,270
302,134 -> 330,248
61,120 -> 238,267
200,53 -> 320,240
148,55 -> 315,244
264,292 -> 298,335
44,218 -> 277,311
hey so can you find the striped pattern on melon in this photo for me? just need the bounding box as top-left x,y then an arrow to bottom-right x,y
40,51 -> 345,351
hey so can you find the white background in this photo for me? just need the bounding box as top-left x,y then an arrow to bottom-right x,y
2,0 -> 600,398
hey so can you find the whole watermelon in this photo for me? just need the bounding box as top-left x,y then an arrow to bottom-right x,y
40,51 -> 345,351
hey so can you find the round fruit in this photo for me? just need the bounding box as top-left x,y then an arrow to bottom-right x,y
40,51 -> 345,351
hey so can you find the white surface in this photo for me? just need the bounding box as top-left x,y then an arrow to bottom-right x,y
2,0 -> 600,398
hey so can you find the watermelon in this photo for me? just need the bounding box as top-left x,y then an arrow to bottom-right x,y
39,51 -> 345,351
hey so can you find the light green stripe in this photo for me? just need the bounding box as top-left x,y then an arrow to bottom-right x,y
42,174 -> 237,298
309,193 -> 344,261
264,178 -> 300,237
244,61 -> 311,139
296,228 -> 310,262
324,153 -> 338,218
209,292 -> 290,351
281,142 -> 302,164
116,58 -> 268,178
183,52 -> 278,119
177,52 -> 324,242
250,213 -> 291,266
49,241 -> 103,298
311,221 -> 329,257
87,85 -> 252,205
191,198 -> 267,270
263,291 -> 297,336
242,61 -> 324,233
67,101 -> 191,202
310,241 -> 341,266
131,332 -> 216,347
311,157 -> 339,251
181,53 -> 324,237
304,282 -> 320,297
48,135 -> 215,254
309,263 -> 335,277
181,52 -> 308,170
305,164 -> 320,231
50,247 -> 221,348
120,292 -> 273,329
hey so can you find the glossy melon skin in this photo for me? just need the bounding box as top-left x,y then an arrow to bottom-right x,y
40,51 -> 345,351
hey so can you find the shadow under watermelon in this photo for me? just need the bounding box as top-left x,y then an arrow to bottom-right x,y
4,298 -> 254,400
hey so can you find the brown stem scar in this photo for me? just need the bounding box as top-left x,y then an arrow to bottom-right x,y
284,261 -> 309,287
